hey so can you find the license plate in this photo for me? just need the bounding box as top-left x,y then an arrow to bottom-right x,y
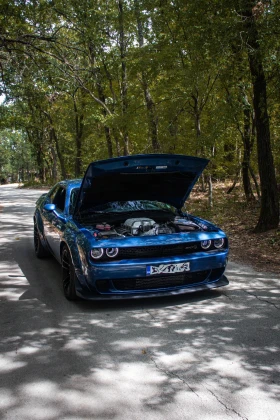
146,262 -> 190,276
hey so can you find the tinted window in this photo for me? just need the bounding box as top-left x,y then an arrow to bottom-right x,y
48,185 -> 60,202
52,187 -> 66,212
69,188 -> 79,214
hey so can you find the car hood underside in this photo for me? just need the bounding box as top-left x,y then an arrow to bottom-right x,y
74,154 -> 209,215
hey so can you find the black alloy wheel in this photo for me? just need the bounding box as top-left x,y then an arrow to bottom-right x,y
34,223 -> 50,258
61,246 -> 78,300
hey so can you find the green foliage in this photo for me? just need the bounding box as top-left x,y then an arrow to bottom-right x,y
0,0 -> 279,193
0,128 -> 35,182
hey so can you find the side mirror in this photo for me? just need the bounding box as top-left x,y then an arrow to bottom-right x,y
44,203 -> 56,212
43,203 -> 67,224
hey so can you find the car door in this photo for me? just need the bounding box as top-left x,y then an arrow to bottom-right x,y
43,185 -> 67,261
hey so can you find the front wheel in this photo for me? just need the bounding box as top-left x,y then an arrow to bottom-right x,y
61,246 -> 78,300
34,224 -> 50,258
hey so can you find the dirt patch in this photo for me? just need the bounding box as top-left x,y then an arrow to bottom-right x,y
188,182 -> 280,275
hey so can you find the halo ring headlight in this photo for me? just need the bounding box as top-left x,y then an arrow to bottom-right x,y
106,248 -> 119,258
90,248 -> 104,259
214,238 -> 225,249
201,240 -> 212,250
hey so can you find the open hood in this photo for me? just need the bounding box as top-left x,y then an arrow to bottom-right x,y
74,154 -> 209,214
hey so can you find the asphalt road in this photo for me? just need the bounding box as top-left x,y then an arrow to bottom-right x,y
0,184 -> 279,420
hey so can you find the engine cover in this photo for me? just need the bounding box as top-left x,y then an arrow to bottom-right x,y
123,218 -> 155,235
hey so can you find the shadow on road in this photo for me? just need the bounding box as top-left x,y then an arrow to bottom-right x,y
0,185 -> 279,420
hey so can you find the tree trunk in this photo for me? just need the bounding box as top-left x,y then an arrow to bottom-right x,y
28,129 -> 46,183
191,92 -> 202,156
88,41 -> 113,159
50,145 -> 58,182
243,2 -> 279,231
73,97 -> 84,177
36,143 -> 45,183
113,129 -> 121,156
97,86 -> 113,159
118,0 -> 130,156
208,175 -> 213,208
242,105 -> 255,201
52,127 -> 66,180
95,66 -> 113,158
249,165 -> 261,201
143,81 -> 160,151
168,117 -> 178,153
225,81 -> 254,198
134,0 -> 160,152
227,168 -> 240,194
44,111 -> 66,179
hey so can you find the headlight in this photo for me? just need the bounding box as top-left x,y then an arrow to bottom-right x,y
201,240 -> 212,250
106,247 -> 119,258
214,238 -> 225,249
90,248 -> 104,259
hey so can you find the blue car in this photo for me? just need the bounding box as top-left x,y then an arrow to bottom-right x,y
34,154 -> 229,300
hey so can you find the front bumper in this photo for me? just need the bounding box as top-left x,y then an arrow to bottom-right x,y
75,249 -> 229,300
75,275 -> 229,300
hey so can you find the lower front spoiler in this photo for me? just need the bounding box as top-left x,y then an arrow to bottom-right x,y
76,275 -> 229,301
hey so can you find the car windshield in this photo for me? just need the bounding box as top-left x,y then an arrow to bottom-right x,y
84,200 -> 176,214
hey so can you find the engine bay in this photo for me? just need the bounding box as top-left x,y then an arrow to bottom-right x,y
90,215 -> 206,239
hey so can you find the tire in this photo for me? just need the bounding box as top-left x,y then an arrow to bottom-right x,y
34,223 -> 50,258
61,246 -> 78,300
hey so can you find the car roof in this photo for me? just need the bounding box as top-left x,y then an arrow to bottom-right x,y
59,179 -> 82,189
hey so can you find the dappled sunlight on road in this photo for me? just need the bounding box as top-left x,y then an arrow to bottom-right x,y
0,184 -> 279,419
0,354 -> 27,373
0,185 -> 46,249
0,287 -> 279,420
0,261 -> 29,301
0,282 -> 279,419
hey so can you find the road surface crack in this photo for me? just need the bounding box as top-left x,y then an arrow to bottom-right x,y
244,291 -> 280,310
222,291 -> 233,300
143,308 -> 157,320
148,352 -> 200,398
142,308 -> 176,336
206,388 -> 248,419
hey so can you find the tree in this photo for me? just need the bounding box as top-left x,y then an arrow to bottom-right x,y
0,0 -> 279,235
0,128 -> 35,182
134,0 -> 160,151
240,1 -> 279,231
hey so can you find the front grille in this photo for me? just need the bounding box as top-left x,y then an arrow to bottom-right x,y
117,243 -> 199,260
105,270 -> 210,292
95,267 -> 225,294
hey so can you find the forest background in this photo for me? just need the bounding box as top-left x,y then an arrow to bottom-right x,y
0,1 -> 279,251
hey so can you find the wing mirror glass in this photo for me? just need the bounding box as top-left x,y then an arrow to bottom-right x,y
44,203 -> 56,212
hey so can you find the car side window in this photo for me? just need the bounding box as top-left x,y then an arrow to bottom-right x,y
52,187 -> 66,212
69,188 -> 79,214
48,185 -> 60,202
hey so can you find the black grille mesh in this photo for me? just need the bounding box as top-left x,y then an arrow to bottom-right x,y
96,270 -> 210,292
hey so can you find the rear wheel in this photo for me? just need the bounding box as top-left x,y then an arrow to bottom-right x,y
61,246 -> 78,300
34,224 -> 50,258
